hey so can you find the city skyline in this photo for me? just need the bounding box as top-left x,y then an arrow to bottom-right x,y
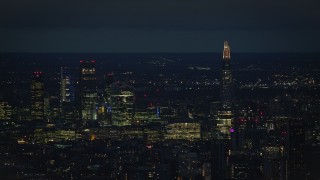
0,41 -> 319,179
0,0 -> 320,53
0,0 -> 320,178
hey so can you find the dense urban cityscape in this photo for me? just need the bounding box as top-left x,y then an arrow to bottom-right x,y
0,42 -> 319,179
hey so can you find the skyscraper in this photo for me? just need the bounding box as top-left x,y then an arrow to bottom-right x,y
60,67 -> 75,124
79,60 -> 98,122
60,67 -> 74,103
104,72 -> 114,102
216,41 -> 234,139
221,41 -> 233,106
30,71 -> 44,121
111,82 -> 134,126
97,72 -> 114,126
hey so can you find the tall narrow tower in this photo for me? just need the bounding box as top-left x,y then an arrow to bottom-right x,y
60,67 -> 74,103
221,41 -> 233,107
217,41 -> 234,139
60,67 -> 75,124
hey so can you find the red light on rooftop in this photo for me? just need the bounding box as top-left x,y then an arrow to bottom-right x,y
80,60 -> 84,63
33,71 -> 43,76
91,60 -> 96,63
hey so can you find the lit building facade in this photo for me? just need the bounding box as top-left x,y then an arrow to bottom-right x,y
111,83 -> 134,126
133,107 -> 161,125
30,71 -> 45,121
0,101 -> 12,121
79,60 -> 98,121
165,122 -> 201,141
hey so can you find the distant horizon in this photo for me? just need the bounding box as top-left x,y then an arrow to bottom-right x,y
1,51 -> 320,54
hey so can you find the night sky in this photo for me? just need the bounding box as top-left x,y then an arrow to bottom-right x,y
1,0 -> 319,53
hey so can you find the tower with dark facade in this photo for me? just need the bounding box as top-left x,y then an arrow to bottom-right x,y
286,117 -> 305,179
216,41 -> 234,139
30,71 -> 44,121
98,72 -> 115,125
79,60 -> 98,122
